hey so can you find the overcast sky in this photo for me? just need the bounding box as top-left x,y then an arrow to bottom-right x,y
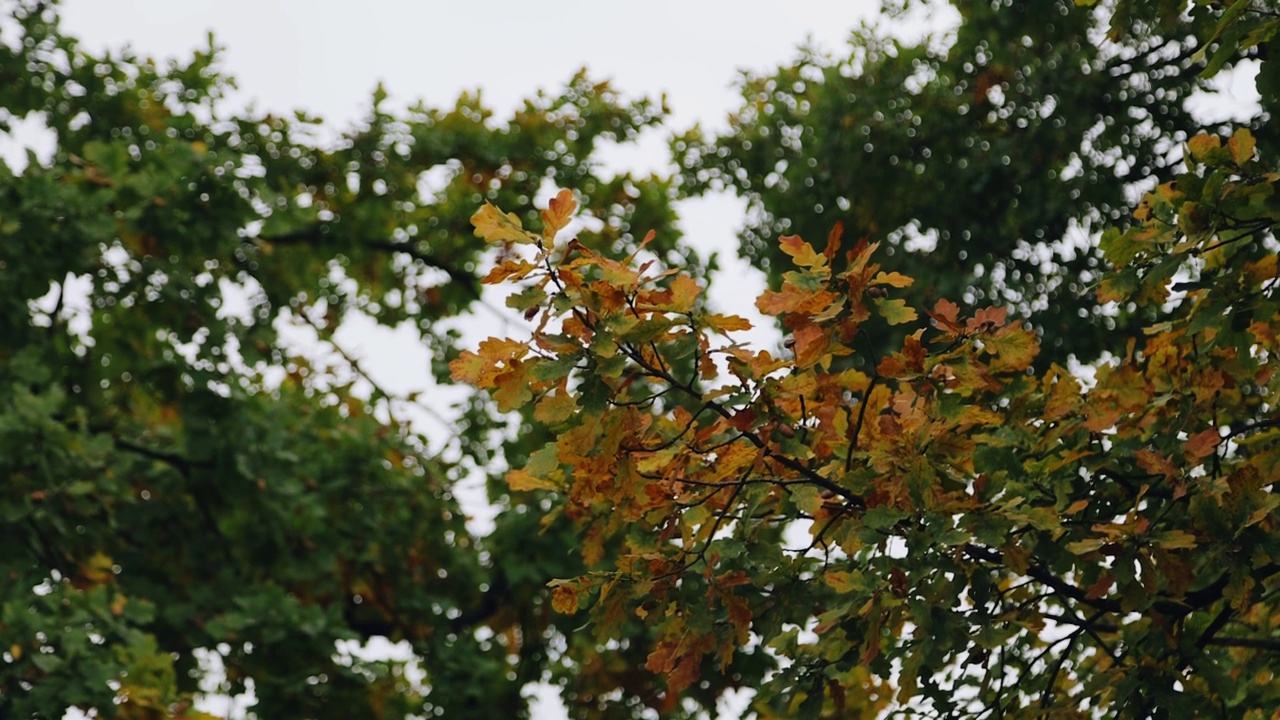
46,3 -> 909,718
59,1 -> 881,130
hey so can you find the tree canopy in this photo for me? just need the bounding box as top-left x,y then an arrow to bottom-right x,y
1,1 -> 692,716
464,125 -> 1280,717
456,2 -> 1280,718
676,0 -> 1280,365
5,0 -> 1280,718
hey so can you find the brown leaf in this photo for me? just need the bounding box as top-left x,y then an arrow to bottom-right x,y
548,579 -> 581,614
823,221 -> 843,263
1085,571 -> 1115,600
1184,428 -> 1220,460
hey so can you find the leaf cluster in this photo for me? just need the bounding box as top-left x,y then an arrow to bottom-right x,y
463,127 -> 1280,716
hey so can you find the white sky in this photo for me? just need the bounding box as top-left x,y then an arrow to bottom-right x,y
44,2 -> 895,718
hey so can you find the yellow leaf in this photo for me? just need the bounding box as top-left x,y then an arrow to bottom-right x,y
472,202 -> 538,244
596,256 -> 641,287
1185,133 -> 1221,163
534,389 -> 577,426
871,271 -> 914,288
449,349 -> 486,385
705,313 -> 752,333
506,468 -> 561,492
481,258 -> 537,284
79,552 -> 115,587
1154,530 -> 1198,550
449,337 -> 527,387
1066,538 -> 1106,555
823,570 -> 858,593
984,323 -> 1039,372
1228,127 -> 1256,166
492,363 -> 534,411
778,234 -> 827,272
666,274 -> 701,313
540,188 -> 577,242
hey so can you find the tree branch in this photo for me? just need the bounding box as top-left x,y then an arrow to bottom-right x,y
254,227 -> 480,298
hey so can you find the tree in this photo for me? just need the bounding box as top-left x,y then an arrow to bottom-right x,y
464,131 -> 1280,718
0,1 -> 695,716
675,0 -> 1278,366
459,5 -> 1280,716
7,0 -> 1280,718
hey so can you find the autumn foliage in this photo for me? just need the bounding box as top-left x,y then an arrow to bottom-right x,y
456,129 -> 1280,717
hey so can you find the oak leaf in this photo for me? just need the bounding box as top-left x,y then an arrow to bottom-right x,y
873,297 -> 918,326
472,202 -> 538,244
778,234 -> 828,272
540,188 -> 577,242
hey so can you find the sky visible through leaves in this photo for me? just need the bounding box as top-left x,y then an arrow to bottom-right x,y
1,1 -> 1268,718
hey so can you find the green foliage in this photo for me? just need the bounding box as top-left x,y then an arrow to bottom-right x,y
7,0 -> 1280,717
675,0 -> 1277,365
0,1 -> 692,717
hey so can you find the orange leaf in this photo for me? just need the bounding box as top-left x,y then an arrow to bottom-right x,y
931,298 -> 960,325
1064,499 -> 1090,515
450,337 -> 528,387
791,322 -> 830,369
926,298 -> 963,337
757,285 -> 839,317
1184,428 -> 1220,460
778,234 -> 827,272
667,653 -> 702,695
1042,369 -> 1082,421
968,306 -> 1008,332
1134,448 -> 1178,480
548,579 -> 581,614
540,188 -> 578,242
823,221 -> 843,263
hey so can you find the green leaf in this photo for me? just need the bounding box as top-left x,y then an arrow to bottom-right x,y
872,297 -> 918,326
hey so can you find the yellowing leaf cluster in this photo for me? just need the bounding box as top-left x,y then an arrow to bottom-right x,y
457,141 -> 1280,715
